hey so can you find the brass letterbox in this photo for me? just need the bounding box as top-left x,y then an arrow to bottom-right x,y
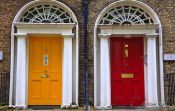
121,73 -> 134,78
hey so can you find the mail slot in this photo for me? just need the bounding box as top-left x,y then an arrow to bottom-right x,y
121,73 -> 134,78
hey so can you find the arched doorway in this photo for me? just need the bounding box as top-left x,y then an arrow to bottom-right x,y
94,0 -> 164,109
9,0 -> 79,108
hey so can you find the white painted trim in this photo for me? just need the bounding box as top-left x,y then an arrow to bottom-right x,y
10,0 -> 79,107
14,33 -> 74,38
98,34 -> 111,38
99,24 -> 158,35
95,106 -> 112,110
146,35 -> 158,107
94,0 -> 164,108
99,36 -> 111,107
15,23 -> 74,35
15,23 -> 75,28
62,37 -> 73,107
9,24 -> 14,107
146,34 -> 159,38
15,36 -> 27,108
159,25 -> 165,107
98,24 -> 159,29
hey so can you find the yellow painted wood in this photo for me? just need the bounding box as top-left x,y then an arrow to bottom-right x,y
28,37 -> 62,105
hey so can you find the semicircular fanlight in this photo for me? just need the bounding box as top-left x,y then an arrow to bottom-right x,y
99,6 -> 154,25
20,4 -> 74,23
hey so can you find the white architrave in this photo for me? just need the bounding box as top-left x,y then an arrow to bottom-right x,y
96,24 -> 159,109
15,23 -> 75,35
99,24 -> 158,35
12,23 -> 75,108
10,0 -> 79,108
146,34 -> 158,107
62,35 -> 73,108
94,0 -> 165,108
15,36 -> 27,108
99,34 -> 111,109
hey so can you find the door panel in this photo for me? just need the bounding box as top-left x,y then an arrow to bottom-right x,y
28,37 -> 62,105
31,80 -> 42,98
111,37 -> 144,106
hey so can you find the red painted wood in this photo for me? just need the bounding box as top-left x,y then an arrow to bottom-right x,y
111,37 -> 144,106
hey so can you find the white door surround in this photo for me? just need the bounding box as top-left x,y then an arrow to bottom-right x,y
9,0 -> 79,109
94,0 -> 165,109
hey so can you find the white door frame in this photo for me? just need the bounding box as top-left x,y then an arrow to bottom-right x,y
9,0 -> 79,109
94,0 -> 164,109
12,23 -> 75,108
96,25 -> 159,109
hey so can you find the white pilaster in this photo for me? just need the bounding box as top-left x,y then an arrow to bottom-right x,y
62,35 -> 73,107
15,36 -> 27,108
99,35 -> 111,108
146,34 -> 158,107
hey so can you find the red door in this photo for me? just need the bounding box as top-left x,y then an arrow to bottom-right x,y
111,37 -> 144,106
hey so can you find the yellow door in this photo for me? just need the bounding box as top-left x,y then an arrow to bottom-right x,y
28,37 -> 62,105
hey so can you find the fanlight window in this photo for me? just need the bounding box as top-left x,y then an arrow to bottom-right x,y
99,6 -> 154,25
20,4 -> 74,23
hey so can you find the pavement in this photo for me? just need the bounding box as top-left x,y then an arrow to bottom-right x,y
2,106 -> 175,111
4,109 -> 167,111
2,109 -> 174,111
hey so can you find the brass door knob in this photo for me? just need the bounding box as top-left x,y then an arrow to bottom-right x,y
40,74 -> 46,78
40,74 -> 50,78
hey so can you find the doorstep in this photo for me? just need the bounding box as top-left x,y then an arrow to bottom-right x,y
11,108 -> 146,111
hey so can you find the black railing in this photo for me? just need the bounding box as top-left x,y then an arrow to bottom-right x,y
165,73 -> 175,105
0,73 -> 10,105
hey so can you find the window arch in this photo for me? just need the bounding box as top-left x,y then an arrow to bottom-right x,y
99,5 -> 154,25
20,3 -> 74,23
